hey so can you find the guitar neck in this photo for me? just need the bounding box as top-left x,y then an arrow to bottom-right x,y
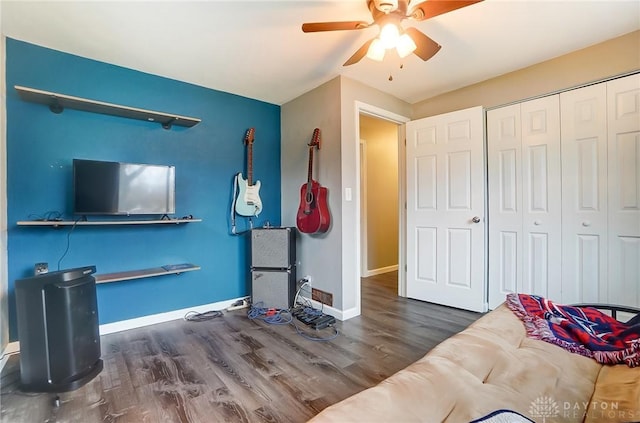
247,142 -> 253,186
306,145 -> 314,188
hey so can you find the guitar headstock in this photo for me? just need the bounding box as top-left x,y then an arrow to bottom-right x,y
244,127 -> 255,145
309,128 -> 321,150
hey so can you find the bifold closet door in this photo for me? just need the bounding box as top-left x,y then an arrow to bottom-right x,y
607,74 -> 640,308
560,83 -> 608,305
487,104 -> 522,309
520,96 -> 562,301
487,96 -> 561,307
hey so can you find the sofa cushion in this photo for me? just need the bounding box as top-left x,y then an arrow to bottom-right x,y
309,304 -> 602,422
584,364 -> 640,423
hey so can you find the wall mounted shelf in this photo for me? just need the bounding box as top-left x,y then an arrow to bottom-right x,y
17,218 -> 202,227
95,264 -> 201,284
15,85 -> 201,129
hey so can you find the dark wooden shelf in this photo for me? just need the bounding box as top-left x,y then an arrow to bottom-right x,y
95,264 -> 201,284
17,218 -> 202,227
15,85 -> 201,129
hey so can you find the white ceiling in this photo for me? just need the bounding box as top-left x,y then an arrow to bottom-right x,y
2,1 -> 639,106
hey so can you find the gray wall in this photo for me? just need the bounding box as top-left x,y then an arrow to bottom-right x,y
282,30 -> 639,320
413,30 -> 640,118
281,76 -> 411,316
339,77 -> 411,316
281,77 -> 343,307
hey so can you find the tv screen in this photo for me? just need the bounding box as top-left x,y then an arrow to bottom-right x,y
73,159 -> 175,216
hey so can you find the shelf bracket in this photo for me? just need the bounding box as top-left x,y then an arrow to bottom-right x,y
162,118 -> 177,130
49,97 -> 64,114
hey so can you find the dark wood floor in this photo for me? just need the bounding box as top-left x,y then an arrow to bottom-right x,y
1,272 -> 480,423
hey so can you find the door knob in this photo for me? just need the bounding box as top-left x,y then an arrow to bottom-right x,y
582,221 -> 591,227
533,220 -> 542,226
472,216 -> 481,223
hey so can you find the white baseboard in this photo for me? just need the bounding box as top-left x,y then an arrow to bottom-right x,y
0,341 -> 20,373
99,296 -> 249,335
362,264 -> 398,278
0,296 -> 249,372
298,296 -> 360,321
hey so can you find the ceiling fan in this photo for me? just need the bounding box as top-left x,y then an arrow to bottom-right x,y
302,0 -> 483,66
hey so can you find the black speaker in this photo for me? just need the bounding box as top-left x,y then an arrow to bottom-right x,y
15,266 -> 103,392
251,269 -> 296,310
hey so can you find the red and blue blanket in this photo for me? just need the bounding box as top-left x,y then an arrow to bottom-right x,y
506,293 -> 640,367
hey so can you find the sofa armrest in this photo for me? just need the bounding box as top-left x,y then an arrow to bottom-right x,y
570,303 -> 640,324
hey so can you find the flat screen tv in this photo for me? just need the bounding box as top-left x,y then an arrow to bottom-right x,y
73,159 -> 175,216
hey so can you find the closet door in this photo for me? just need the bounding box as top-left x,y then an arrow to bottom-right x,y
607,74 -> 640,307
560,83 -> 608,304
520,96 -> 562,301
487,104 -> 522,309
487,96 -> 561,306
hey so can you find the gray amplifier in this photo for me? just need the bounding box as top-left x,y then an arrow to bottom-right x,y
250,227 -> 296,269
251,269 -> 296,310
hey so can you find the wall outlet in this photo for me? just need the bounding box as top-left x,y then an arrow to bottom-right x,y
312,288 -> 333,307
297,275 -> 312,293
226,298 -> 250,311
34,262 -> 48,275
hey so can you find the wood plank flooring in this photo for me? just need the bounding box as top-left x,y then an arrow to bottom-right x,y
0,272 -> 481,423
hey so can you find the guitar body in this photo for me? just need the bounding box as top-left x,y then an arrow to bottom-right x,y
235,172 -> 262,216
296,179 -> 330,233
234,128 -> 263,217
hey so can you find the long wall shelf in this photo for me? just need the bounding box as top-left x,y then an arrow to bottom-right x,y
17,218 -> 202,227
95,264 -> 201,284
15,85 -> 201,129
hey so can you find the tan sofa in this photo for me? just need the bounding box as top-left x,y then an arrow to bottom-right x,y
309,304 -> 640,423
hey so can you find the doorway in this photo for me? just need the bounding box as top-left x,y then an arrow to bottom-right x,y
347,102 -> 409,319
359,114 -> 400,281
357,110 -> 405,301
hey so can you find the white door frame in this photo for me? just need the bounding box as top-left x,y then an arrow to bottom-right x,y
359,139 -> 369,277
353,102 -> 410,307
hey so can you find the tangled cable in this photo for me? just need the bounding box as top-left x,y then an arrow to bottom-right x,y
247,303 -> 293,325
183,310 -> 224,322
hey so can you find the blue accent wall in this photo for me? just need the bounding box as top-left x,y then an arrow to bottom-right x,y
5,38 -> 281,340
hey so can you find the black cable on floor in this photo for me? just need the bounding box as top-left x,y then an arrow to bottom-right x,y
183,310 -> 223,322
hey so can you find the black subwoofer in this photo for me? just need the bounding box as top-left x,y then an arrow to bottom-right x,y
15,266 -> 103,392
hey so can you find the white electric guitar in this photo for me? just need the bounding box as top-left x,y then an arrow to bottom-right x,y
235,127 -> 262,216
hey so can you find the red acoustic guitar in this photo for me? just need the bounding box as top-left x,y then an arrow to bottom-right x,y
296,128 -> 330,234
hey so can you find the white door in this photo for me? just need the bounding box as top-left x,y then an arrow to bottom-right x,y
607,73 -> 640,307
487,104 -> 523,309
520,96 -> 562,301
560,83 -> 608,304
487,96 -> 561,307
406,106 -> 486,312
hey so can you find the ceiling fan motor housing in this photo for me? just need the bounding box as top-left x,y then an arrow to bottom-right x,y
368,0 -> 409,22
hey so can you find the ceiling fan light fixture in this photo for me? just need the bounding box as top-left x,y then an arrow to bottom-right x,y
396,33 -> 417,58
366,38 -> 386,61
379,23 -> 400,49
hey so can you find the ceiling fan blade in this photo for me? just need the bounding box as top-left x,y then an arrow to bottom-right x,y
343,39 -> 374,66
302,21 -> 370,32
409,0 -> 483,21
405,27 -> 441,61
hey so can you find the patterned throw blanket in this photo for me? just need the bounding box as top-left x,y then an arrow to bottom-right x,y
506,293 -> 640,367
